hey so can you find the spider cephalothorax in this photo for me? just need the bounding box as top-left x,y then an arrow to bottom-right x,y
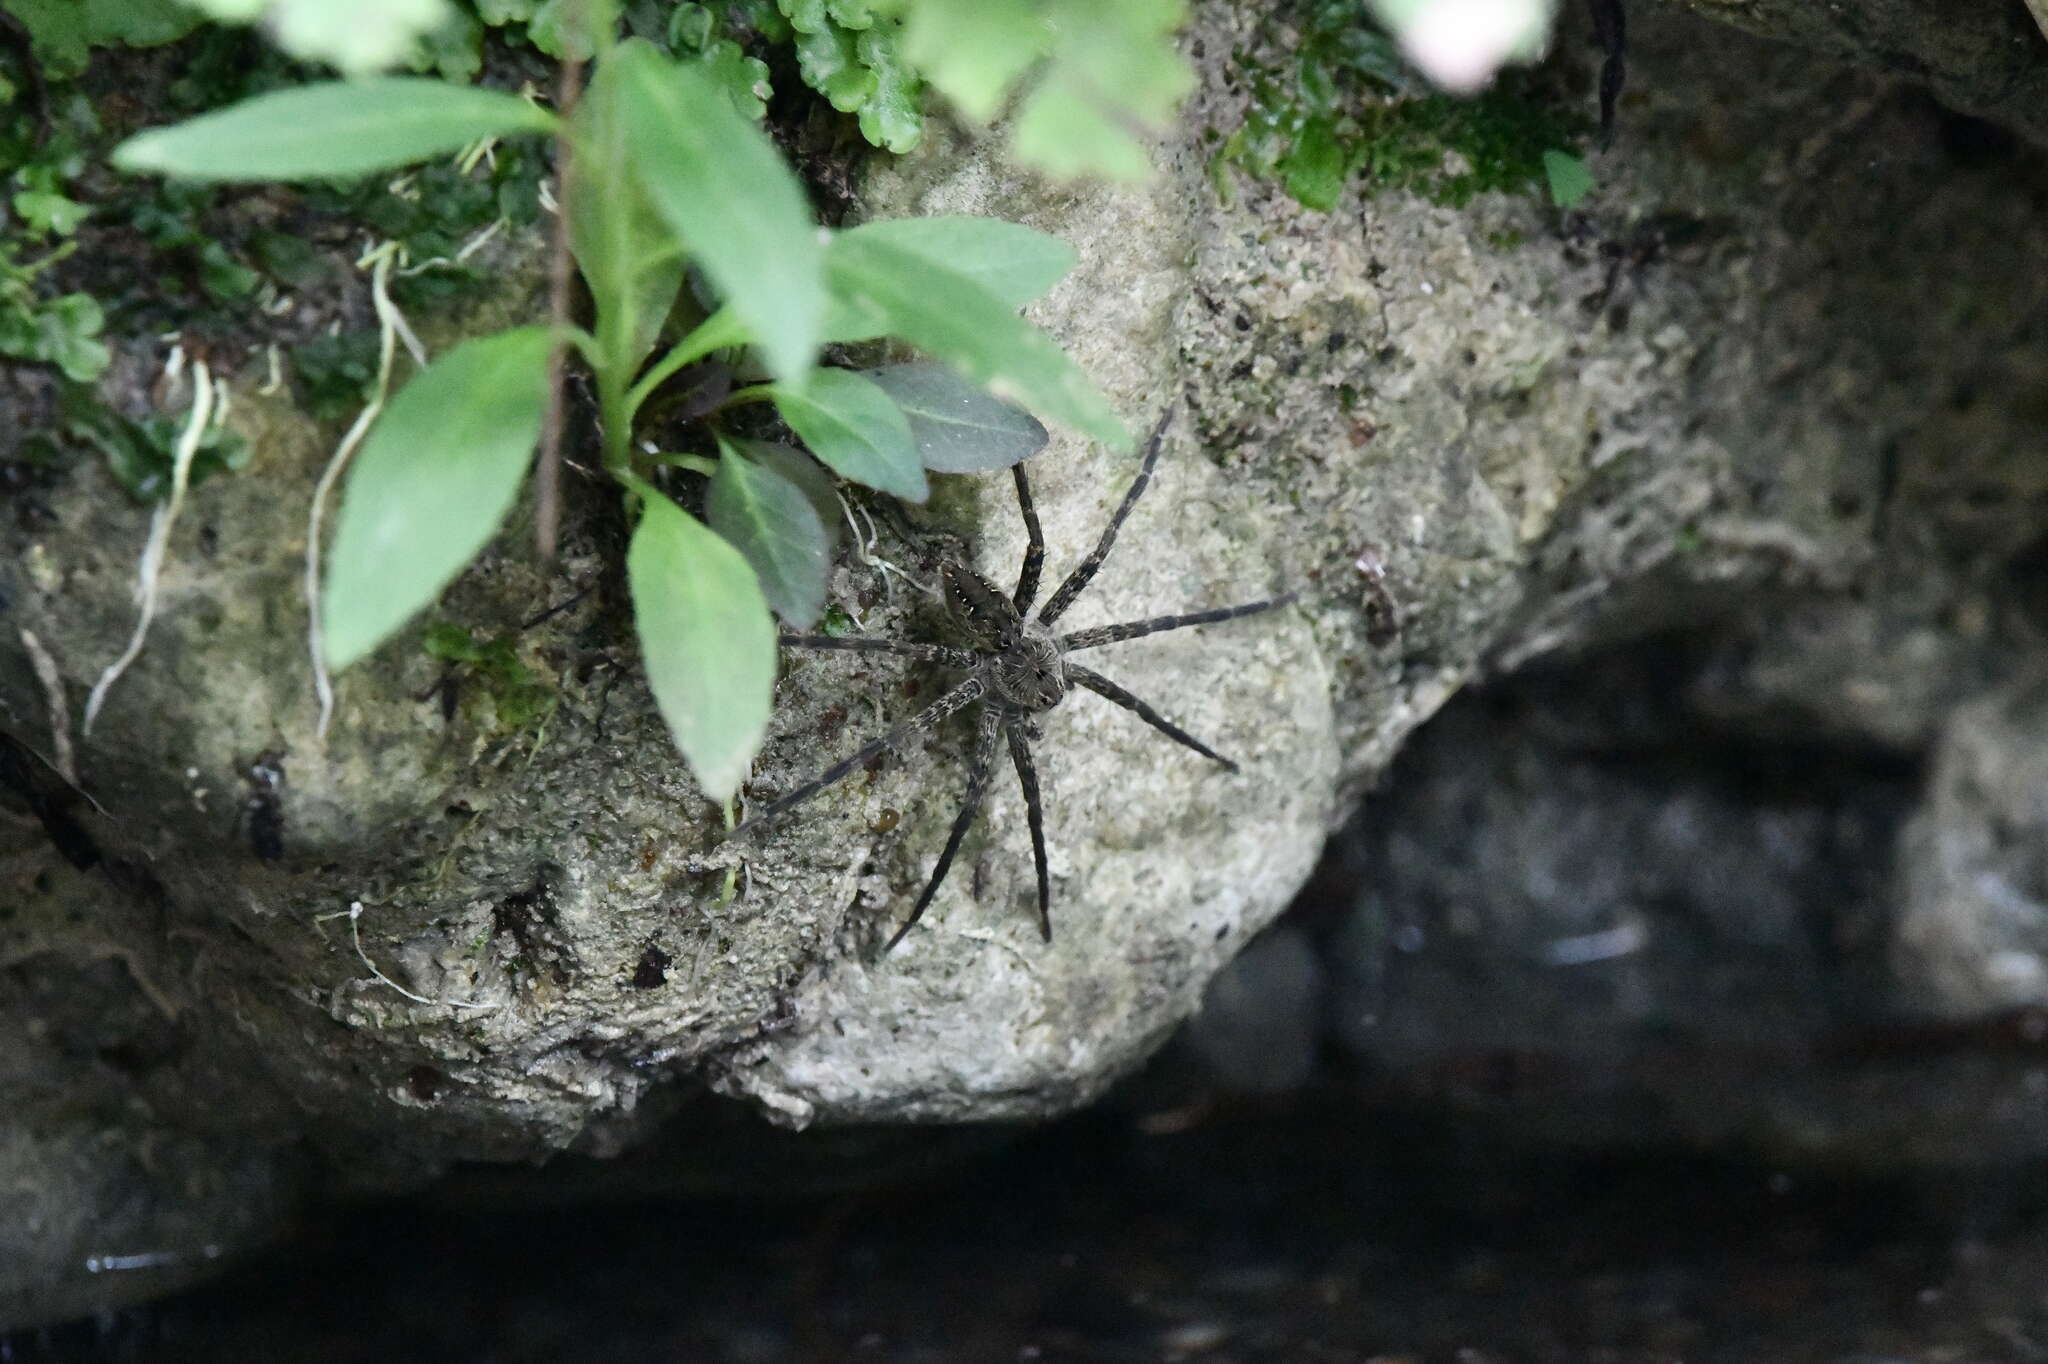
733,411 -> 1295,951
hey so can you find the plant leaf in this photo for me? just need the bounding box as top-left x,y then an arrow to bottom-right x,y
863,362 -> 1048,473
899,0 -> 1048,124
707,438 -> 832,625
731,439 -> 842,561
322,326 -> 553,670
611,40 -> 824,384
112,79 -> 558,181
840,216 -> 1073,310
771,368 -> 926,501
1542,148 -> 1594,209
628,489 -> 776,802
825,233 -> 1127,449
569,41 -> 688,373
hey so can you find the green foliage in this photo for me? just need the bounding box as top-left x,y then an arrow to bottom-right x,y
291,332 -> 387,421
706,438 -> 833,625
778,0 -> 922,153
1542,148 -> 1593,208
864,362 -> 1048,474
895,0 -> 1192,181
1213,3 -> 1582,211
827,226 -> 1125,446
607,38 -> 822,383
59,385 -> 251,499
627,484 -> 776,802
664,5 -> 774,120
321,326 -> 555,670
111,79 -> 558,181
765,368 -> 924,500
0,243 -> 109,382
3,0 -> 205,79
113,19 -> 1091,802
420,621 -> 556,729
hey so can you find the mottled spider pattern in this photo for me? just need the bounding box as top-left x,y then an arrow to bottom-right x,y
733,411 -> 1296,951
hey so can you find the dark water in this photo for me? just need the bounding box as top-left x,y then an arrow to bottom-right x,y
11,1093 -> 2047,1364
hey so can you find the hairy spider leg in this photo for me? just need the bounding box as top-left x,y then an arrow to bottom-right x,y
1010,463 -> 1046,615
886,704 -> 1004,951
1066,664 -> 1238,772
777,633 -> 978,668
732,676 -> 985,839
1003,721 -> 1052,941
1058,593 -> 1300,652
1035,407 -> 1176,625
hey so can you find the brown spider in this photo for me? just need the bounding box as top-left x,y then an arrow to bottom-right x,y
732,410 -> 1296,951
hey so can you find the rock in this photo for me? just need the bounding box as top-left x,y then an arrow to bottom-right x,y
1895,678 -> 2048,1020
1659,0 -> 2048,150
7,0 -> 2048,1324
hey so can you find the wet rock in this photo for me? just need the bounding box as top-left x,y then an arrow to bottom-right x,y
1895,677 -> 2048,1019
6,0 -> 2048,1324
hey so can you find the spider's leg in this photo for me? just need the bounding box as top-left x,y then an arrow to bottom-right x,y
1004,720 -> 1052,942
731,677 -> 985,839
1036,407 -> 1174,625
1059,592 -> 1298,652
1066,664 -> 1237,772
1011,463 -> 1046,615
780,633 -> 977,668
885,704 -> 1003,952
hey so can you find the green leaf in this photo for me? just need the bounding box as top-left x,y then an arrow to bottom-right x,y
1009,0 -> 1193,181
821,216 -> 1074,344
322,326 -> 553,670
863,362 -> 1049,474
1278,116 -> 1347,212
14,294 -> 110,383
853,24 -> 922,153
527,0 -> 617,59
779,0 -> 829,32
62,389 -> 246,501
3,0 -> 203,78
848,217 -> 1073,309
900,0 -> 1048,124
734,439 -> 842,561
1542,149 -> 1594,209
112,79 -> 558,182
826,232 -> 1126,449
12,189 -> 91,238
691,38 -> 774,120
628,490 -> 776,801
569,42 -> 688,374
707,439 -> 833,625
791,21 -> 876,110
477,0 -> 543,22
771,368 -> 926,501
611,42 -> 824,385
1011,66 -> 1150,180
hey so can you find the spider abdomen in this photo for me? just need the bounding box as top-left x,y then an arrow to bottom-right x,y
992,624 -> 1067,713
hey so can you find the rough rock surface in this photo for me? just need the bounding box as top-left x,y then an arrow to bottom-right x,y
1663,0 -> 2048,149
6,0 -> 2048,1330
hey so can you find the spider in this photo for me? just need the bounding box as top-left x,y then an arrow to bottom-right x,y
732,409 -> 1296,951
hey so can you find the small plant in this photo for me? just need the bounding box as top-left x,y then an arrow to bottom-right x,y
111,2 -> 1128,803
0,239 -> 108,382
1212,2 -> 1588,213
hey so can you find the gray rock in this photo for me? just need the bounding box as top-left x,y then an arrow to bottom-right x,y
6,0 -> 2048,1324
1895,677 -> 2048,1019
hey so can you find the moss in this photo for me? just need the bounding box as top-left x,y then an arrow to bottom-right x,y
421,621 -> 558,734
1213,2 -> 1584,212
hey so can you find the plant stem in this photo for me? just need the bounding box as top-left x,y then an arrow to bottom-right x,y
535,0 -> 589,563
625,305 -> 748,416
